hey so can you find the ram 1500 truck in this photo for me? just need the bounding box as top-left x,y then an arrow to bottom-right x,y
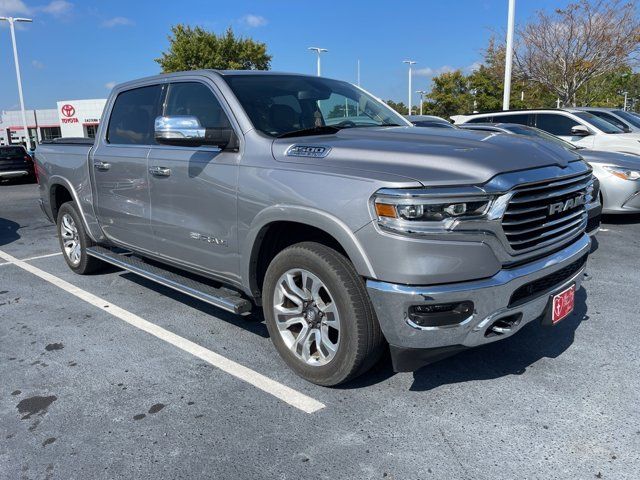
36,71 -> 594,386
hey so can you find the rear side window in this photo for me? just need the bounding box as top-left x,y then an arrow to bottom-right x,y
164,82 -> 231,129
588,111 -> 627,131
494,113 -> 530,125
467,116 -> 493,123
534,114 -> 579,136
107,85 -> 163,145
0,146 -> 26,157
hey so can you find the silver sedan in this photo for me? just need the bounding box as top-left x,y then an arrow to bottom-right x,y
459,123 -> 640,214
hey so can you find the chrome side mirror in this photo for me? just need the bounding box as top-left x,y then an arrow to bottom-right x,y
154,116 -> 206,143
154,115 -> 236,149
570,125 -> 591,137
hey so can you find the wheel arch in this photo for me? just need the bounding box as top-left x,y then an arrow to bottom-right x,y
242,206 -> 376,300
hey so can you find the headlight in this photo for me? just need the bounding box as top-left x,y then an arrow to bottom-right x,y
603,165 -> 640,181
372,190 -> 495,234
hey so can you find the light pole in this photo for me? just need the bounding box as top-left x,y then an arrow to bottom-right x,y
502,0 -> 516,110
0,16 -> 33,149
416,90 -> 426,115
623,91 -> 629,111
308,47 -> 328,76
403,60 -> 416,114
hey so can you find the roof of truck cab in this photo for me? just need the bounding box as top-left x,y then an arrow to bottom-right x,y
111,70 -> 330,91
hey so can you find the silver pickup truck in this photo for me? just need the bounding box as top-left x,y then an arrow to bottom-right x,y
36,71 -> 596,386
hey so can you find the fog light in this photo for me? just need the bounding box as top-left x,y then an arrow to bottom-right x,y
408,301 -> 474,328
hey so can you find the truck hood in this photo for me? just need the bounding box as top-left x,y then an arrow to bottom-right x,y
271,126 -> 582,186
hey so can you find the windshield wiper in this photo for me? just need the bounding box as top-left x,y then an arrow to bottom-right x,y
277,126 -> 341,138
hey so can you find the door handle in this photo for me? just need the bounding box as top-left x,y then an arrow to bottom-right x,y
93,161 -> 111,171
149,166 -> 172,177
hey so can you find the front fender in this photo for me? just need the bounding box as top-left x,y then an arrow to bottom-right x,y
240,205 -> 376,296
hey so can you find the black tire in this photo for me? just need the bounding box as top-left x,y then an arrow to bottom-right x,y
262,242 -> 385,386
56,201 -> 104,275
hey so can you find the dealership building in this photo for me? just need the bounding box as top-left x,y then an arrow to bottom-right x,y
0,98 -> 107,146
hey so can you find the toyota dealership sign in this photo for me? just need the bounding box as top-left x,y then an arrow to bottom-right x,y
61,104 -> 78,124
56,99 -> 107,138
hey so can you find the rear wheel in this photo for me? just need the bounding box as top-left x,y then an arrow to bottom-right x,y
56,202 -> 104,275
263,242 -> 384,386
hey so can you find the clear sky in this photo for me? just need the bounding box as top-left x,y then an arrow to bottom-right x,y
0,0 -> 568,111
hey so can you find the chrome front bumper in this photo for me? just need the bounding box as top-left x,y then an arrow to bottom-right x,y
367,234 -> 590,350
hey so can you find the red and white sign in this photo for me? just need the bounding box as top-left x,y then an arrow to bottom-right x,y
552,284 -> 575,324
61,104 -> 78,124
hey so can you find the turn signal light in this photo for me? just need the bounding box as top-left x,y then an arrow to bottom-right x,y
375,203 -> 397,218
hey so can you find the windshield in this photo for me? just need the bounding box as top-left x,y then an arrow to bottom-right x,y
613,110 -> 640,129
501,125 -> 579,150
222,74 -> 409,137
574,111 -> 624,134
0,146 -> 26,158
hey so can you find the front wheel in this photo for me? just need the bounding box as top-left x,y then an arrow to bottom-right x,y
56,202 -> 104,275
262,242 -> 384,386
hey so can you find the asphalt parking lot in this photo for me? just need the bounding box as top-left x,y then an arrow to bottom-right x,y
1,182 -> 639,480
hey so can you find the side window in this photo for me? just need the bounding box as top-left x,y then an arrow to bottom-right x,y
467,116 -> 493,123
495,113 -> 530,125
107,85 -> 162,145
534,114 -> 579,136
589,111 -> 627,131
164,82 -> 231,129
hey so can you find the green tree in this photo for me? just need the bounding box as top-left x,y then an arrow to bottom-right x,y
384,100 -> 409,115
156,25 -> 272,72
423,70 -> 473,118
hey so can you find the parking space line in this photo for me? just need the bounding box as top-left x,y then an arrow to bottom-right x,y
0,248 -> 326,414
0,251 -> 62,266
21,252 -> 63,262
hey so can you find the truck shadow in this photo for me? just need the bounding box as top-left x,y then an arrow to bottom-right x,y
119,272 -> 270,338
343,287 -> 589,391
0,218 -> 20,247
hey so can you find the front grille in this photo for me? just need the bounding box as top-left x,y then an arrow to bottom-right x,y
508,254 -> 588,307
502,172 -> 591,253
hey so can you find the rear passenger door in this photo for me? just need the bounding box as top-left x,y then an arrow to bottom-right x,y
534,113 -> 595,148
92,84 -> 162,249
147,80 -> 240,280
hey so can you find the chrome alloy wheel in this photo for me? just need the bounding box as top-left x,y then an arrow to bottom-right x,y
60,213 -> 81,266
272,268 -> 341,366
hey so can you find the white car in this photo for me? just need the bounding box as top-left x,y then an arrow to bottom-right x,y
574,107 -> 640,133
453,109 -> 640,156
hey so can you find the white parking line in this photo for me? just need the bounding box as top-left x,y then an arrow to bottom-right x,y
21,252 -> 63,262
0,248 -> 326,414
0,251 -> 62,266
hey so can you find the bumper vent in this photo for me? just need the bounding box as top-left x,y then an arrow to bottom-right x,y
502,172 -> 591,253
508,254 -> 588,307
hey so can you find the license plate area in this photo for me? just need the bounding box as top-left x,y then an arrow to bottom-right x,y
551,284 -> 575,324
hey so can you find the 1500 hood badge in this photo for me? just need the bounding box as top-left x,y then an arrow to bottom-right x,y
285,145 -> 331,158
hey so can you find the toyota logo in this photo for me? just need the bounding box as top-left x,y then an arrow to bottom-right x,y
61,104 -> 75,118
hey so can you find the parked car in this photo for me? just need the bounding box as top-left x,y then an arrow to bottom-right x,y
453,108 -> 640,156
36,71 -> 594,385
459,123 -> 640,215
405,115 -> 456,128
0,145 -> 35,183
573,107 -> 640,133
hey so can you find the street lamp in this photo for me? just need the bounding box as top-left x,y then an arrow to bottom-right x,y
0,16 -> 33,149
308,47 -> 328,76
416,90 -> 426,116
403,60 -> 416,114
502,0 -> 516,110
